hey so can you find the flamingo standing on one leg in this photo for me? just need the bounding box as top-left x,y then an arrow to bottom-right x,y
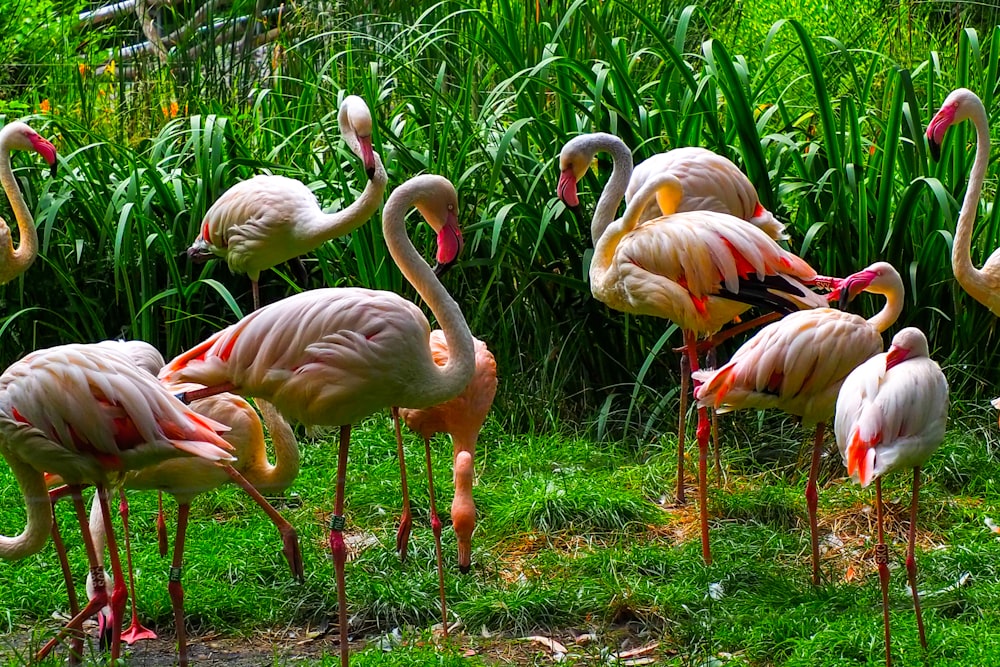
834,327 -> 948,667
0,121 -> 58,284
693,261 -> 905,584
557,134 -> 801,507
926,88 -> 1000,314
187,95 -> 388,310
558,162 -> 831,564
0,342 -> 234,662
159,174 -> 476,667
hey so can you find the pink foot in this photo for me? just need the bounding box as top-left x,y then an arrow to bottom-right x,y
121,617 -> 158,644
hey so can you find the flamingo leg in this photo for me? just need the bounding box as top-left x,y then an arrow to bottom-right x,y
48,496 -> 84,665
169,503 -> 191,667
118,490 -> 158,643
683,329 -> 712,565
220,464 -> 303,580
675,312 -> 782,355
393,407 -> 413,561
907,466 -> 928,651
805,422 -> 826,585
706,346 -> 722,483
157,492 -> 168,557
252,279 -> 261,311
176,382 -> 237,404
329,424 -> 351,667
95,485 -> 128,660
875,477 -> 893,667
36,486 -> 109,662
676,352 -> 689,505
423,436 -> 448,637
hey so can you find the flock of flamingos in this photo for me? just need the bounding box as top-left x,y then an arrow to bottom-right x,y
0,86 -> 994,666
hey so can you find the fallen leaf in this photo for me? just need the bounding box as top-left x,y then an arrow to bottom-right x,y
845,564 -> 857,582
522,635 -> 569,654
614,642 -> 660,659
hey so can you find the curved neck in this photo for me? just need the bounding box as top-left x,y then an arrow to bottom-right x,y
301,154 -> 387,245
242,399 -> 299,491
952,100 -> 991,300
587,133 -> 633,246
0,454 -> 52,559
0,145 -> 38,282
867,281 -> 906,333
382,181 -> 475,405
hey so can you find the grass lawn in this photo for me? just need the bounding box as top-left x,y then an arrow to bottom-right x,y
2,405 -> 1000,666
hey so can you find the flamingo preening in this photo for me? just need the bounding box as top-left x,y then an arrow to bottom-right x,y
834,327 -> 948,667
0,121 -> 58,284
0,342 -> 234,662
160,174 -> 475,667
926,87 -> 1000,315
558,150 -> 830,564
693,261 -> 904,584
187,95 -> 388,310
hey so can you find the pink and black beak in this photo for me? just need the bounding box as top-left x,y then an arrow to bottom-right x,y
556,167 -> 580,211
926,103 -> 957,162
358,135 -> 376,180
835,268 -> 878,310
885,342 -> 910,371
29,133 -> 58,177
433,211 -> 464,277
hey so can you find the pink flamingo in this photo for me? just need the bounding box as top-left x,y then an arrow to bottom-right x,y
159,174 -> 475,667
926,88 -> 1000,315
693,261 -> 904,584
834,327 -> 948,667
557,134 -> 808,509
560,163 -> 830,564
0,120 -> 58,284
187,95 -> 387,309
0,342 -> 234,662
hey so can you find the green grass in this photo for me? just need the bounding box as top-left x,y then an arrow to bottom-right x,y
3,409 -> 1000,665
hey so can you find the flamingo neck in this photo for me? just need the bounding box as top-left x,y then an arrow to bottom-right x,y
0,455 -> 52,560
951,98 -> 993,304
867,281 -> 905,333
242,400 -> 300,492
300,154 -> 387,245
587,133 -> 633,247
382,180 -> 475,406
0,143 -> 38,284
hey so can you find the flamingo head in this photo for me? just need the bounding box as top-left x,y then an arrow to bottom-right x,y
926,88 -> 979,161
1,122 -> 57,176
835,261 -> 901,310
339,95 -> 377,179
885,327 -> 930,371
556,138 -> 595,210
415,179 -> 464,277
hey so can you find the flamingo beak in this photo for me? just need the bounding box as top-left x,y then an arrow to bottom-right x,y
28,134 -> 58,177
433,212 -> 463,277
836,269 -> 877,310
358,135 -> 376,180
926,103 -> 957,162
885,343 -> 910,371
556,167 -> 580,210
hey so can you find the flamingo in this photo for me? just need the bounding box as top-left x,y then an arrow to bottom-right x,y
159,174 -> 475,667
559,158 -> 830,564
557,134 -> 801,510
926,88 -> 1000,315
834,327 -> 948,667
85,393 -> 300,666
187,95 -> 388,309
0,342 -> 234,662
0,120 -> 58,284
693,261 -> 905,584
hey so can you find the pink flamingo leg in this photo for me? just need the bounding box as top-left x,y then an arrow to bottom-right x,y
907,467 -> 928,651
36,486 -> 110,662
157,492 -> 168,557
220,464 -> 303,579
118,490 -> 158,643
676,353 -> 689,505
47,493 -> 84,665
422,436 -> 448,637
329,425 -> 351,667
683,329 -> 712,565
252,279 -> 261,311
805,422 -> 826,585
706,346 -> 722,483
95,485 -> 128,660
169,504 -> 191,667
875,477 -> 893,667
393,407 -> 413,561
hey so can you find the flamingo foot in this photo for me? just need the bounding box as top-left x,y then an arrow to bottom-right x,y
121,616 -> 158,644
281,524 -> 305,581
396,511 -> 412,562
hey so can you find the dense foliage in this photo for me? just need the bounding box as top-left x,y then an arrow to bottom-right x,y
1,0 -> 999,434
